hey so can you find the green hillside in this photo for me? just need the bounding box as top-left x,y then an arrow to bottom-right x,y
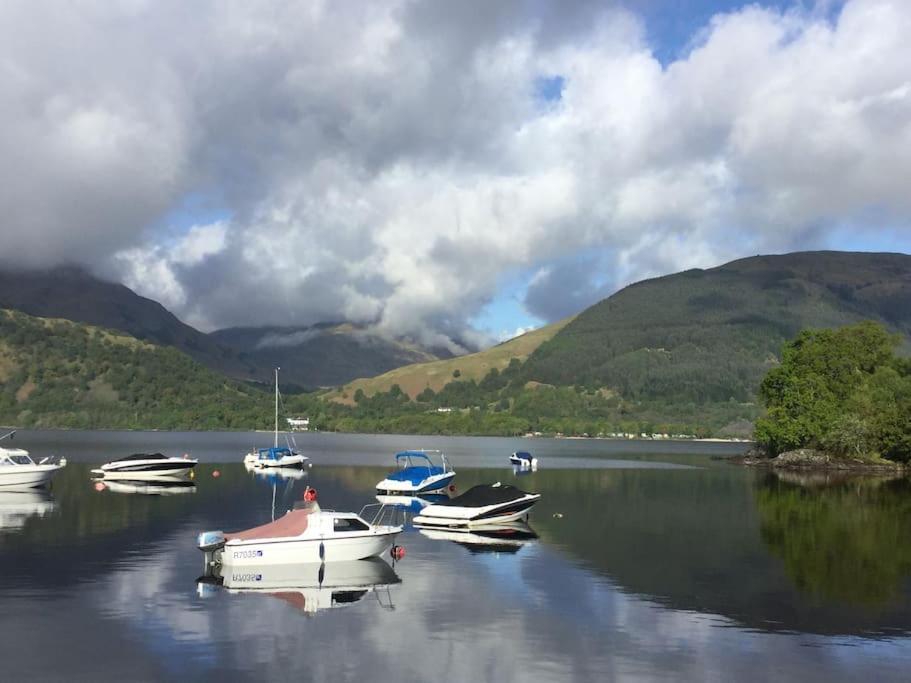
0,309 -> 272,430
523,251 -> 911,405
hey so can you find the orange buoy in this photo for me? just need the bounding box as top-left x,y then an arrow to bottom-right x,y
94,481 -> 106,492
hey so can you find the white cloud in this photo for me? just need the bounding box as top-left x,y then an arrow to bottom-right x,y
0,0 -> 908,344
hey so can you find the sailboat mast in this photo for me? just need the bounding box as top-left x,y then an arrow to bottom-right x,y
274,367 -> 279,448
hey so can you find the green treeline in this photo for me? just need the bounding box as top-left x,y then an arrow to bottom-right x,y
754,321 -> 911,462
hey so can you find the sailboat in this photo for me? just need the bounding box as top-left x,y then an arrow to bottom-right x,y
243,368 -> 309,469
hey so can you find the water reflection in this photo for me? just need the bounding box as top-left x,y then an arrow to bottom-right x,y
756,471 -> 911,607
198,558 -> 400,615
96,479 -> 197,496
419,520 -> 538,554
0,490 -> 56,533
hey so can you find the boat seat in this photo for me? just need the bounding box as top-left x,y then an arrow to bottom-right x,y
225,508 -> 313,541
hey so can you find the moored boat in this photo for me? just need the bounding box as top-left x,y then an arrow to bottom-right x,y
375,450 -> 455,495
92,453 -> 197,480
198,488 -> 402,567
509,451 -> 538,469
412,483 -> 540,529
0,442 -> 66,490
244,368 -> 309,468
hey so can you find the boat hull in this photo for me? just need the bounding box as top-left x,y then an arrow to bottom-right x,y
375,471 -> 455,495
254,455 -> 308,469
220,529 -> 401,566
0,465 -> 64,490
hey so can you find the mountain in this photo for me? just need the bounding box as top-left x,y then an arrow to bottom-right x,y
522,251 -> 911,405
0,266 -> 256,379
0,266 -> 452,388
328,317 -> 573,403
210,323 -> 452,389
0,308 -> 268,429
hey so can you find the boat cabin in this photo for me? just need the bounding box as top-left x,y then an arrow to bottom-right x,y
0,448 -> 34,466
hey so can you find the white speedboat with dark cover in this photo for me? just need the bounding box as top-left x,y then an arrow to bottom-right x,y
509,451 -> 538,470
412,483 -> 540,529
92,453 -> 198,480
0,442 -> 67,490
198,488 -> 403,567
197,557 -> 400,614
375,450 -> 455,495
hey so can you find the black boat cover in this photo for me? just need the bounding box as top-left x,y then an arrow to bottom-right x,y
116,453 -> 169,461
436,484 -> 535,508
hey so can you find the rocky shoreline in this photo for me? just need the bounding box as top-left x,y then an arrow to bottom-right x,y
735,447 -> 907,473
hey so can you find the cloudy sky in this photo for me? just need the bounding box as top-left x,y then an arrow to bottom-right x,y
1,0 -> 909,349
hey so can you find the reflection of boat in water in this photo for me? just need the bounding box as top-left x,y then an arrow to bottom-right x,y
97,479 -> 197,496
419,521 -> 538,554
243,369 -> 309,469
0,490 -> 56,531
413,483 -> 541,529
197,557 -> 400,614
91,453 -> 197,480
198,489 -> 403,567
375,493 -> 449,514
0,438 -> 67,490
244,461 -> 308,481
375,450 -> 455,495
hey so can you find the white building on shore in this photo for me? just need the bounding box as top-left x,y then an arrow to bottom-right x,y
286,417 -> 310,431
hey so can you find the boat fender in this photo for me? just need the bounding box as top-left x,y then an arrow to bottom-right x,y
391,546 -> 406,561
319,541 -> 325,561
448,484 -> 456,493
304,487 -> 318,502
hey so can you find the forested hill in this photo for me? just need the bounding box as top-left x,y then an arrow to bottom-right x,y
522,251 -> 911,405
0,309 -> 271,430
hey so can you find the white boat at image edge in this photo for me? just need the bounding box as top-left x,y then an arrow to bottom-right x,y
91,453 -> 198,480
412,483 -> 541,529
243,368 -> 309,469
198,490 -> 402,567
197,557 -> 400,614
375,450 -> 455,495
0,443 -> 66,490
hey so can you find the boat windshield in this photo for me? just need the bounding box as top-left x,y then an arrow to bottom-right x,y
6,454 -> 34,465
395,451 -> 435,470
259,447 -> 293,460
118,453 -> 168,461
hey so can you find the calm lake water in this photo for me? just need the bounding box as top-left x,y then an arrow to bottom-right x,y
3,430 -> 911,682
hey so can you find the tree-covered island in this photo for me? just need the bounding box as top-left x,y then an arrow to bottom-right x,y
750,321 -> 911,468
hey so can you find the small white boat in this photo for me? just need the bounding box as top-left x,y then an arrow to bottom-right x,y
198,489 -> 402,567
244,368 -> 309,468
375,450 -> 455,495
0,445 -> 66,490
92,453 -> 198,480
413,483 -> 540,529
509,451 -> 538,470
197,557 -> 400,614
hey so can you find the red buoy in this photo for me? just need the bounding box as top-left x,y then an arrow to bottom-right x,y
304,486 -> 318,502
212,470 -> 221,478
391,546 -> 406,561
94,481 -> 106,492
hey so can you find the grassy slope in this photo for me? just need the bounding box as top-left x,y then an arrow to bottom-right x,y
0,309 -> 270,430
327,317 -> 574,404
523,251 -> 911,405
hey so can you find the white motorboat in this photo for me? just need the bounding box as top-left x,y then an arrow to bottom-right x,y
375,450 -> 455,495
412,482 -> 541,529
0,444 -> 66,490
0,490 -> 56,532
197,557 -> 400,614
198,489 -> 402,567
92,453 -> 198,480
509,451 -> 538,470
244,368 -> 309,469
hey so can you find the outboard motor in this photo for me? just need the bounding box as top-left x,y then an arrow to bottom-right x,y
197,530 -> 226,570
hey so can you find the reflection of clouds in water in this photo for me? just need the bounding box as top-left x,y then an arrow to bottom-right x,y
93,527 -> 911,682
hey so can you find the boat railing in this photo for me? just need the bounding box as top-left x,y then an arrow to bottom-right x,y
359,503 -> 405,528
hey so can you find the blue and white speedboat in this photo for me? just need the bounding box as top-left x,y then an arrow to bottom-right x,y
375,451 -> 455,495
509,451 -> 537,469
